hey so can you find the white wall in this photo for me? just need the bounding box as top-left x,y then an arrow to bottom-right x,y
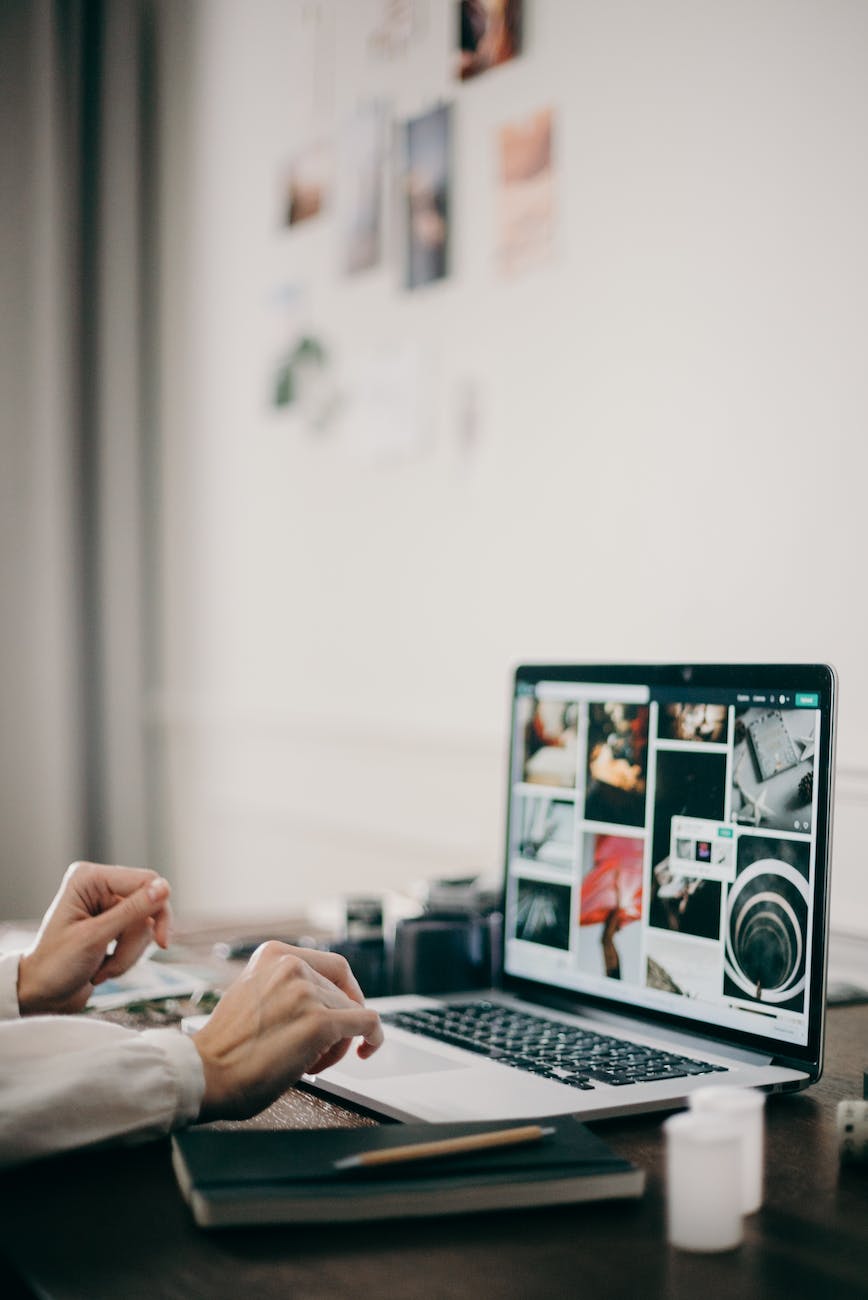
0,2 -> 83,917
153,0 -> 868,930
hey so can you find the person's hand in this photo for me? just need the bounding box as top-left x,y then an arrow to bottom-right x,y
192,942 -> 384,1121
16,861 -> 172,1016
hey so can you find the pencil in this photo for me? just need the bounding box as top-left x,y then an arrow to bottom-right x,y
333,1124 -> 556,1170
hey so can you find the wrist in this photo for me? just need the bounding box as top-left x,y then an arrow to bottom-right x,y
193,1030 -> 267,1123
16,952 -> 41,1016
192,1036 -> 231,1122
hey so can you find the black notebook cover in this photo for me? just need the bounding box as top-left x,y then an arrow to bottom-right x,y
172,1116 -> 644,1228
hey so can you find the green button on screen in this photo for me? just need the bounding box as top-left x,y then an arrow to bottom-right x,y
795,693 -> 819,707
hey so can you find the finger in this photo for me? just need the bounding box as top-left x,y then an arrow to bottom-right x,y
290,955 -> 370,1011
297,949 -> 365,1004
70,862 -> 162,902
307,1038 -> 353,1075
86,877 -> 171,947
250,946 -> 360,1015
254,943 -> 365,1006
91,918 -> 154,982
65,863 -> 172,946
249,949 -> 382,1050
323,1005 -> 384,1053
150,897 -> 173,949
250,953 -> 357,1029
303,1009 -> 382,1075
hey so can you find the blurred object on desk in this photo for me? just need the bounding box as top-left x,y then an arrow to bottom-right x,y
422,874 -> 502,918
391,910 -> 502,995
331,895 -> 390,997
189,874 -> 504,1002
827,928 -> 868,1005
344,896 -> 384,941
86,956 -> 212,1011
330,936 -> 390,999
212,934 -> 320,962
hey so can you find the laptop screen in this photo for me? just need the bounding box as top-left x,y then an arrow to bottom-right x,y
503,664 -> 836,1062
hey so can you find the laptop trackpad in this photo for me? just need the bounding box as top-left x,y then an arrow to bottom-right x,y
325,1039 -> 469,1080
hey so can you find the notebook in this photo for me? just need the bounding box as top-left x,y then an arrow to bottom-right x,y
311,662 -> 837,1123
171,1115 -> 644,1227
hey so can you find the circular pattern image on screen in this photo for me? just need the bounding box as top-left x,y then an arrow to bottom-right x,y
723,859 -> 809,1007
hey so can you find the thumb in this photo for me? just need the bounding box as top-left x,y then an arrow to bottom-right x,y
88,876 -> 170,944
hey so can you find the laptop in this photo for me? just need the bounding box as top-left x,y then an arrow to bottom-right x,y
310,662 -> 837,1123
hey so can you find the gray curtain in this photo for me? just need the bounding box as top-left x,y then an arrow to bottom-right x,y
0,0 -> 159,915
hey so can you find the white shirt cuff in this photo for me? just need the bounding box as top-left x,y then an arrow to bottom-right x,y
140,1027 -> 206,1128
0,953 -> 22,1020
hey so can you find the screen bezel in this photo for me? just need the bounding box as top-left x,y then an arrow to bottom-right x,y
500,662 -> 837,1076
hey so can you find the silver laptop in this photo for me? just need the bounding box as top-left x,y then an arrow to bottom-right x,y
310,663 -> 837,1123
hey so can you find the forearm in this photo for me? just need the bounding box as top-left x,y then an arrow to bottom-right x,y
0,1017 -> 205,1167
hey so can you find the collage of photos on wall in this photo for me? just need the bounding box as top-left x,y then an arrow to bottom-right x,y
270,1 -> 558,428
510,689 -> 820,1031
279,1 -> 535,293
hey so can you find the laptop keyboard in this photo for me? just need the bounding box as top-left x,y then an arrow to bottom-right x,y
381,1001 -> 728,1091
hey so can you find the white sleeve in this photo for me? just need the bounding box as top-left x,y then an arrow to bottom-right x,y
0,952 -> 23,1019
0,1015 -> 206,1167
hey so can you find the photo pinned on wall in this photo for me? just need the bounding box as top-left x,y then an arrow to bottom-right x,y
339,341 -> 429,464
368,0 -> 429,61
456,0 -> 522,80
283,139 -> 332,227
267,283 -> 337,431
338,101 -> 388,275
496,106 -> 555,277
400,103 -> 451,290
268,282 -> 307,407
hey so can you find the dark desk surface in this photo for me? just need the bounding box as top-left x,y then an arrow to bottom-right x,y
1,927 -> 867,1300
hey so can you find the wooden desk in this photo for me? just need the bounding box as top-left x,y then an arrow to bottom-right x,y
1,938 -> 867,1299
